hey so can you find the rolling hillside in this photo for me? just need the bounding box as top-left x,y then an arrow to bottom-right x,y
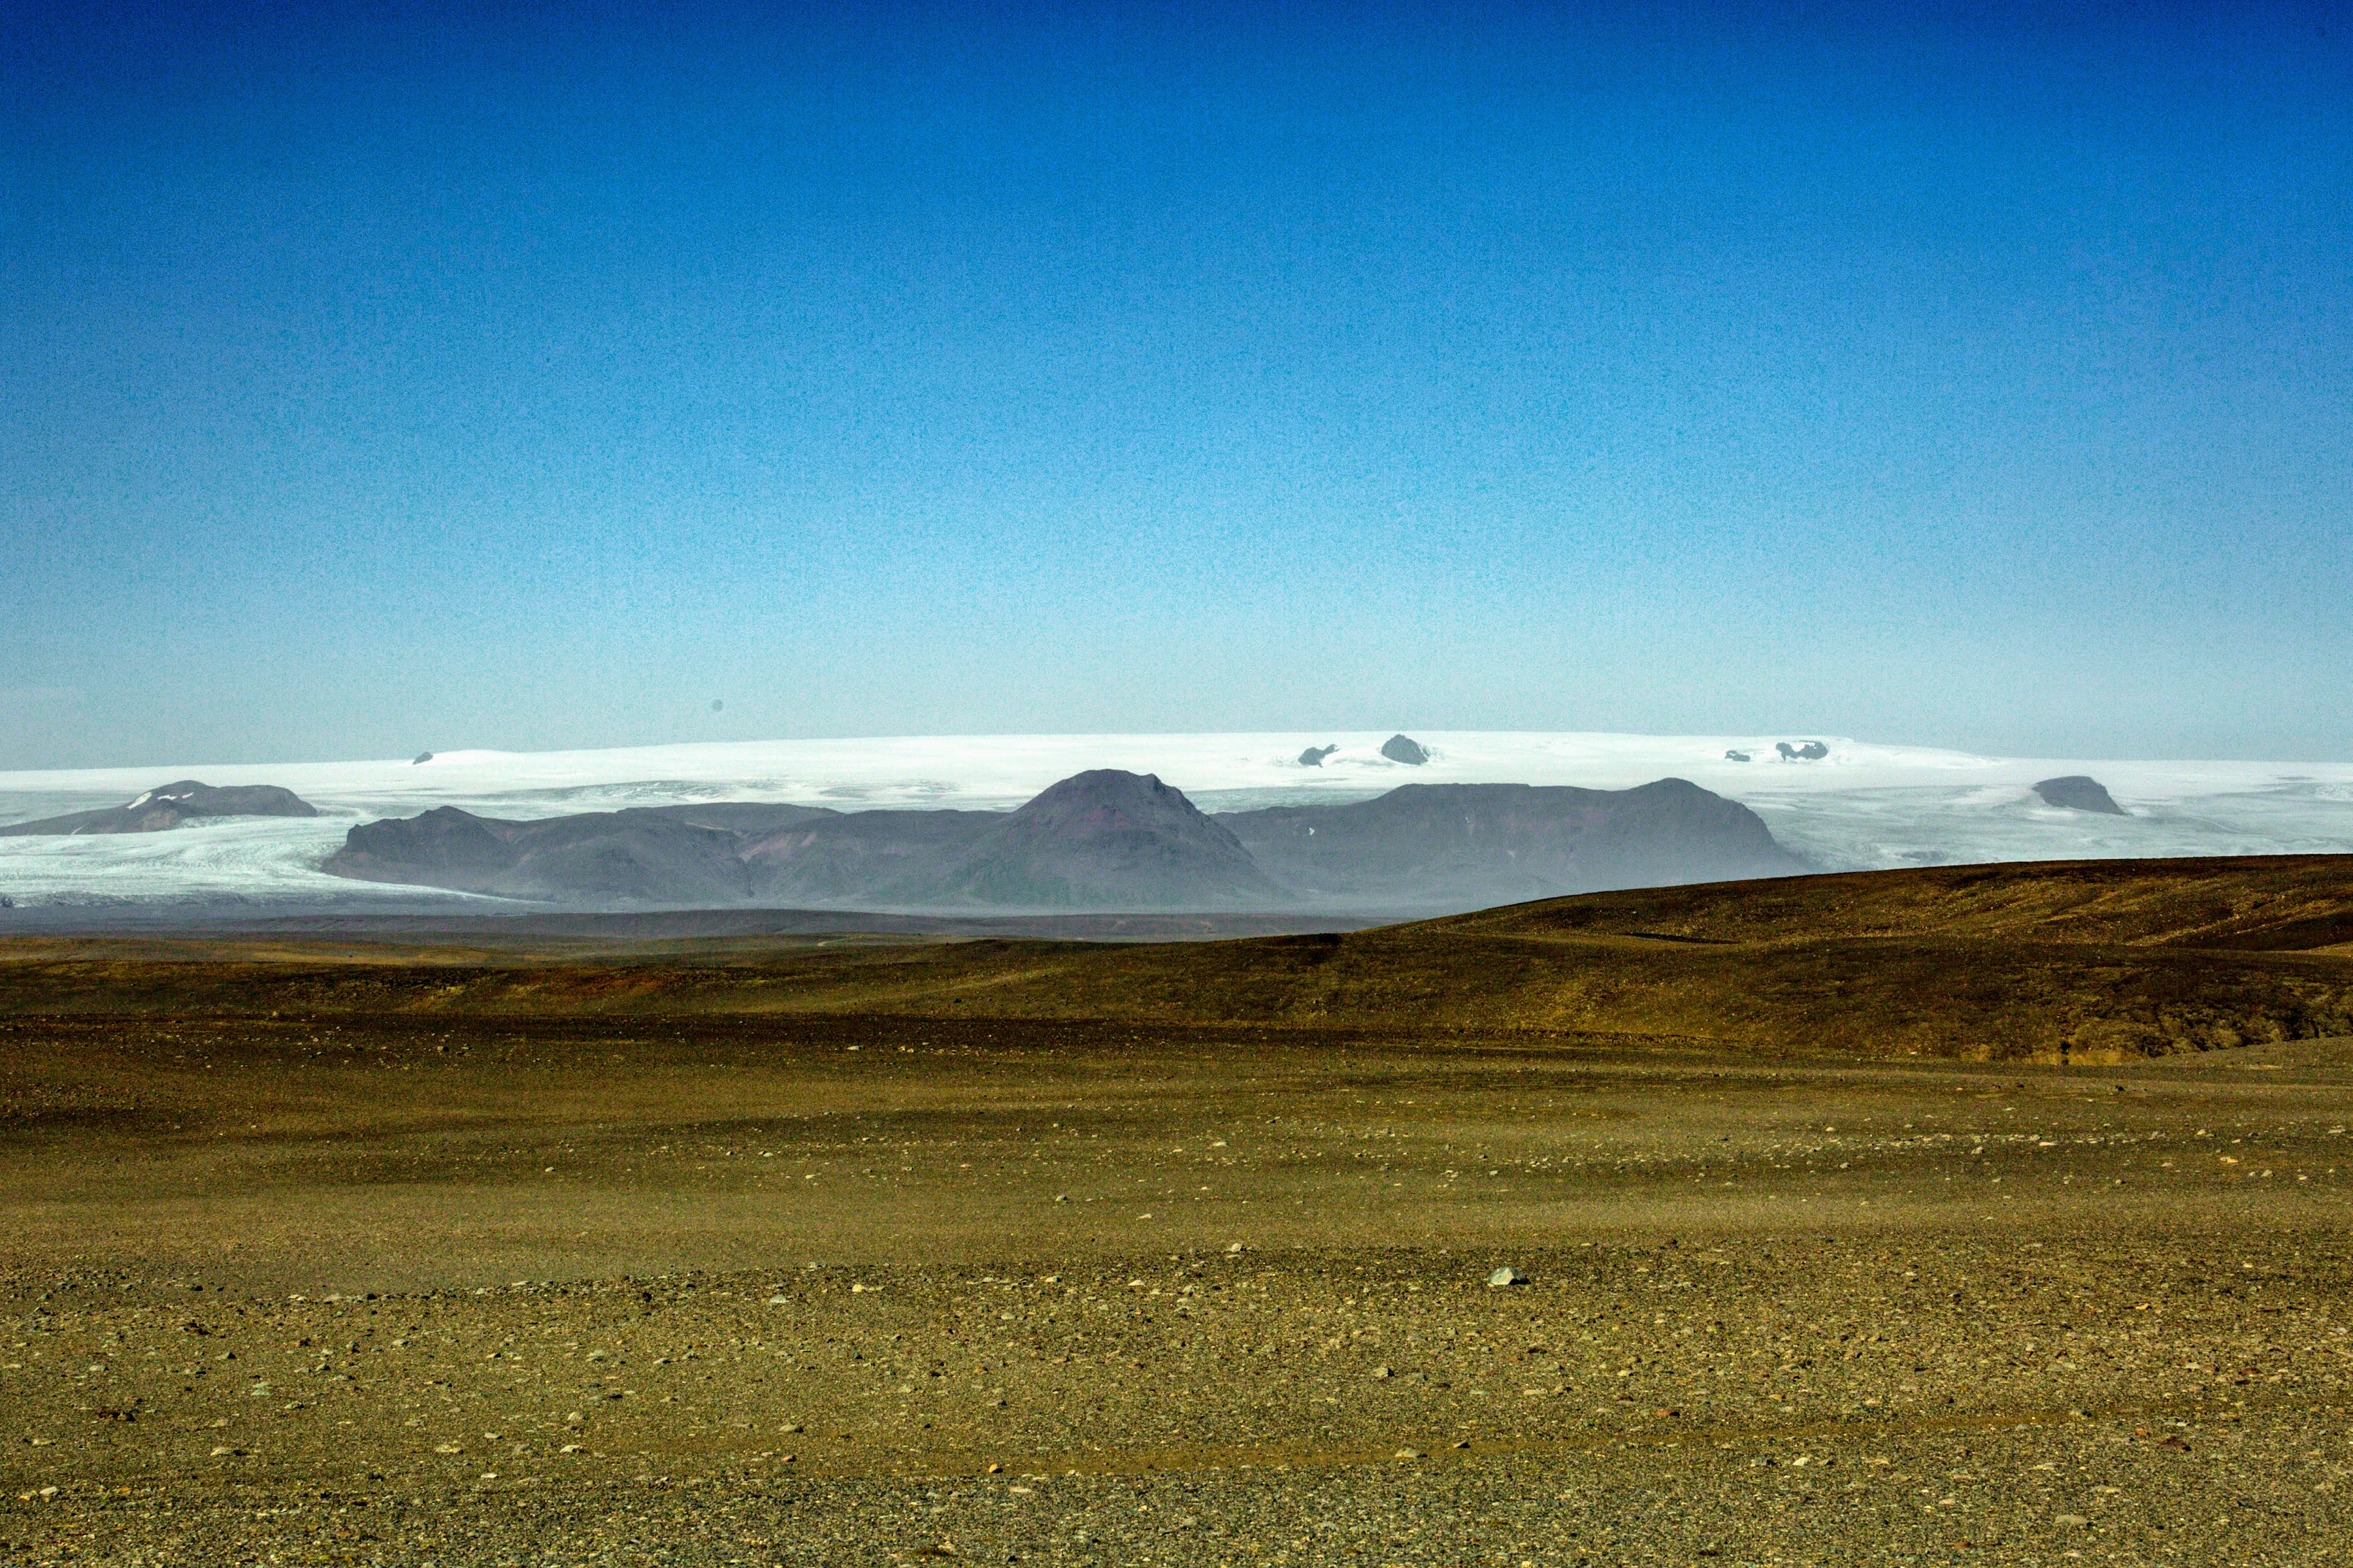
5,857 -> 2350,1061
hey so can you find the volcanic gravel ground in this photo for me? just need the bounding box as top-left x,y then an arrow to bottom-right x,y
4,1014 -> 2352,1563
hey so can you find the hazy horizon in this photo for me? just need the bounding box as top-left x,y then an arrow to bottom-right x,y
8,3 -> 2350,770
10,721 -> 2353,781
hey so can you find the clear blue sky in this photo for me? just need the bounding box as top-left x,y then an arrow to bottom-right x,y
5,1 -> 2348,769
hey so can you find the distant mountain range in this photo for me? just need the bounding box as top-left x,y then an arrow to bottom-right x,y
322,768 -> 1804,913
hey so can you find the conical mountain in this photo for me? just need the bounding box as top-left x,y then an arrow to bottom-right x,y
910,770 -> 1288,910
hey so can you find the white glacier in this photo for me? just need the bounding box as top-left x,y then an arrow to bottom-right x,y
2,731 -> 2350,912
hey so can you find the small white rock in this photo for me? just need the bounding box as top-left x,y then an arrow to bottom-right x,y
1487,1266 -> 1527,1288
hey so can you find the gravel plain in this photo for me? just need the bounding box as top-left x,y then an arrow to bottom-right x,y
5,1013 -> 2352,1564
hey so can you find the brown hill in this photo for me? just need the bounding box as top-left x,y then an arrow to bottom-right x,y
3,856 -> 2348,1063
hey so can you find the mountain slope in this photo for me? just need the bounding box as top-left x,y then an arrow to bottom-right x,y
737,809 -> 999,904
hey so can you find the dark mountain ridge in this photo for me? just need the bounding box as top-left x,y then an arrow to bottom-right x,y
1223,779 -> 1802,904
322,769 -> 1804,913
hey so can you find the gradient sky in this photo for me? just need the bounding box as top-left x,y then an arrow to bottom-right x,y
5,2 -> 2348,769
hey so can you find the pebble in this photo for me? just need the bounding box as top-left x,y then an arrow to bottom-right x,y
1487,1266 -> 1526,1288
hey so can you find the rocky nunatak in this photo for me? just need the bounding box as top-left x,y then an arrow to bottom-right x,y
2033,776 -> 2128,815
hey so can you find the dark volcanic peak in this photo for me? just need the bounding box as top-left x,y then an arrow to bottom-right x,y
1380,734 -> 1430,765
2033,775 -> 2128,815
926,770 -> 1287,911
0,780 -> 320,837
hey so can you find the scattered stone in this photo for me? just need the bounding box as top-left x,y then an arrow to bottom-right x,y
1380,735 -> 1430,766
2032,775 -> 2127,815
1487,1266 -> 1526,1288
413,752 -> 435,764
2157,1435 -> 2191,1453
1297,745 -> 1338,767
1371,1365 -> 1392,1380
1775,741 -> 1830,761
1394,1448 -> 1421,1460
2055,1514 -> 2091,1527
1724,750 -> 1750,762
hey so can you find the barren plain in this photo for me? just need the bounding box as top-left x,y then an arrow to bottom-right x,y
4,859 -> 2352,1565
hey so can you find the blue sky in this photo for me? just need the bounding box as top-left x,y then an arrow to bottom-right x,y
5,2 -> 2348,769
